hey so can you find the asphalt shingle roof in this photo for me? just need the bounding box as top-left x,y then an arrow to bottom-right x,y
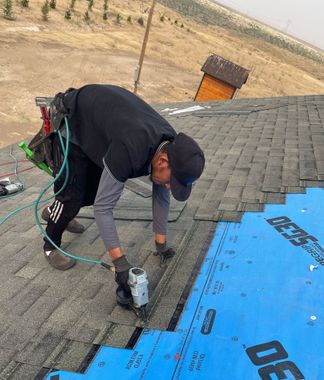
157,95 -> 324,221
0,94 -> 323,378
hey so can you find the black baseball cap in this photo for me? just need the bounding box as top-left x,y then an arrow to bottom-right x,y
167,133 -> 205,201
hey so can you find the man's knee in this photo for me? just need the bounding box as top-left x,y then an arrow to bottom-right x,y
49,199 -> 81,224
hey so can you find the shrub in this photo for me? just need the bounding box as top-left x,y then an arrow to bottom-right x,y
127,15 -> 132,23
20,0 -> 29,8
137,16 -> 144,26
3,0 -> 14,19
87,0 -> 93,11
49,0 -> 56,9
103,0 -> 108,19
70,0 -> 76,10
65,8 -> 71,19
160,15 -> 164,22
41,0 -> 49,21
116,13 -> 121,23
84,10 -> 90,22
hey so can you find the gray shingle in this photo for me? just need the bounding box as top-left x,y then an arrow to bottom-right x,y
0,361 -> 40,380
15,328 -> 66,366
1,94 -> 324,375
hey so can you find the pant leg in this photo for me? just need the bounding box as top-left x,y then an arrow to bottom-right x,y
43,135 -> 91,251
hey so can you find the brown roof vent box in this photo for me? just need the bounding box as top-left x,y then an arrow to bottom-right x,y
195,54 -> 250,101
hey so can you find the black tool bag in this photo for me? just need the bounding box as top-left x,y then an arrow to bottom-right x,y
28,90 -> 73,173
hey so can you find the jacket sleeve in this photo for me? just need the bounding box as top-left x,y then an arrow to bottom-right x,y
152,183 -> 170,235
93,164 -> 124,250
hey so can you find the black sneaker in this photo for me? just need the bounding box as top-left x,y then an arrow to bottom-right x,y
43,249 -> 76,270
42,207 -> 85,234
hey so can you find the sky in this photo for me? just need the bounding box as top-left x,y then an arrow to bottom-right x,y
213,0 -> 324,51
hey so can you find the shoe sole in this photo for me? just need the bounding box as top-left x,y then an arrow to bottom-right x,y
44,253 -> 76,271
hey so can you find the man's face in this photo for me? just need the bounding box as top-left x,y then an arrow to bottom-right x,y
150,153 -> 171,189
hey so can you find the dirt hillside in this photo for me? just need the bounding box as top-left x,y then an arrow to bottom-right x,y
1,0 -> 324,147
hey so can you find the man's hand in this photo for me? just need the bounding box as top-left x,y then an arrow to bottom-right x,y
154,241 -> 175,265
113,255 -> 131,294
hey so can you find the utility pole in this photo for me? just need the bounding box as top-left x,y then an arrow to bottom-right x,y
134,0 -> 156,94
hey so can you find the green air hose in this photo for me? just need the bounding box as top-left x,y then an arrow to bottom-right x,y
0,137 -> 68,226
1,117 -> 113,270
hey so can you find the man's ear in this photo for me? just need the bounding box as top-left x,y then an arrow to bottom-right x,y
158,152 -> 169,166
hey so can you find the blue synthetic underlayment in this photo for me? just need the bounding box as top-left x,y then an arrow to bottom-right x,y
48,188 -> 324,379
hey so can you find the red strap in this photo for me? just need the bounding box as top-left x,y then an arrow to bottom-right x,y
40,106 -> 51,134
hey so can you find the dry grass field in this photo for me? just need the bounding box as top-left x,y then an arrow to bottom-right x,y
1,0 -> 324,147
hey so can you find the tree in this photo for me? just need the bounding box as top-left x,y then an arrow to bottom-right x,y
3,0 -> 14,19
41,0 -> 49,21
49,0 -> 56,9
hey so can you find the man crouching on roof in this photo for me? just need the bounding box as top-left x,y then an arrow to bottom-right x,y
41,84 -> 205,297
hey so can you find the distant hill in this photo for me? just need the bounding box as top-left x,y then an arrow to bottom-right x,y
158,0 -> 324,64
1,0 -> 324,148
210,0 -> 324,55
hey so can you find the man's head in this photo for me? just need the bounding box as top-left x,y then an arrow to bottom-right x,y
151,133 -> 205,201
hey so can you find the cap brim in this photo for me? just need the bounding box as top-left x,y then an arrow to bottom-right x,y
170,173 -> 192,202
